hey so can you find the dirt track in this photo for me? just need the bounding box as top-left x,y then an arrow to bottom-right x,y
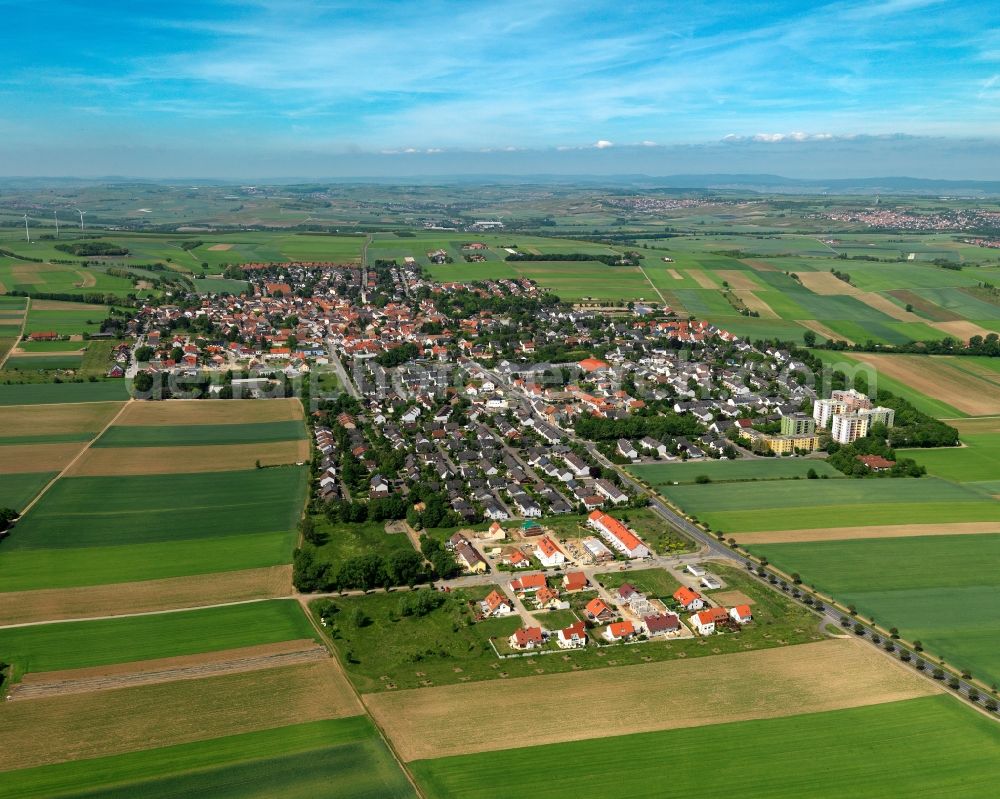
10,640 -> 328,700
797,320 -> 854,345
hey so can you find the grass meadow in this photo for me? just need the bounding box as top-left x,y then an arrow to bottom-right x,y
411,696 -> 1000,799
751,533 -> 1000,687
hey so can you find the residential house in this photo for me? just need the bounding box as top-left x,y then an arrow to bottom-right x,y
534,536 -> 566,568
587,511 -> 650,559
509,573 -> 547,594
729,605 -> 753,624
557,621 -> 588,649
585,597 -> 614,621
643,613 -> 681,637
603,620 -> 636,642
562,572 -> 588,592
690,606 -> 729,636
673,586 -> 705,612
509,626 -> 545,651
481,590 -> 513,617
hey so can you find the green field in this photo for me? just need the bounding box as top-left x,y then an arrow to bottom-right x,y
0,472 -> 57,512
411,696 -> 1000,799
752,533 -> 1000,686
661,476 -> 1000,532
630,458 -> 842,485
16,341 -> 87,353
0,381 -> 130,405
94,419 -> 306,447
901,433 -> 1000,482
0,260 -> 135,298
5,354 -> 84,371
0,530 -> 296,591
6,467 -> 307,550
25,306 -> 114,336
0,599 -> 316,681
0,717 -> 415,799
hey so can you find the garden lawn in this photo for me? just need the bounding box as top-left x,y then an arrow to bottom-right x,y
94,419 -> 306,447
5,466 -> 307,550
630,458 -> 842,485
0,599 -> 317,681
751,533 -> 1000,686
410,696 -> 1000,799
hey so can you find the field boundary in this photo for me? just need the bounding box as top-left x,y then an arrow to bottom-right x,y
733,521 -> 1000,544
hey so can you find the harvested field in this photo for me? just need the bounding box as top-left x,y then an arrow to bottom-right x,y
717,270 -> 761,291
849,353 -> 1000,416
733,521 -> 1000,545
733,290 -> 778,318
0,565 -> 293,625
27,299 -> 108,312
743,258 -> 778,271
667,268 -> 683,280
0,442 -> 87,473
796,272 -> 860,295
0,401 -> 123,435
856,292 -> 914,321
947,417 -> 1000,434
711,590 -> 755,606
0,659 -> 362,771
11,640 -> 328,699
929,319 -> 996,342
365,638 -> 935,761
686,269 -> 717,289
113,397 -> 303,425
797,320 -> 853,344
67,439 -> 309,476
207,243 -> 234,251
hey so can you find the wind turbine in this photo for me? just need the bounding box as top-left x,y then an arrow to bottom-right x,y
54,210 -> 60,238
23,213 -> 30,243
74,207 -> 85,230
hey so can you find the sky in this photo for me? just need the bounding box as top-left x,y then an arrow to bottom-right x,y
1,0 -> 998,178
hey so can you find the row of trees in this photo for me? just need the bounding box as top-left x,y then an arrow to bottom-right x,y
293,545 -> 429,592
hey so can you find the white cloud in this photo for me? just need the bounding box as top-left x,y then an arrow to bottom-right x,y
593,139 -> 614,149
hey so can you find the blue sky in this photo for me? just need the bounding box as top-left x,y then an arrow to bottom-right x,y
1,0 -> 998,177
